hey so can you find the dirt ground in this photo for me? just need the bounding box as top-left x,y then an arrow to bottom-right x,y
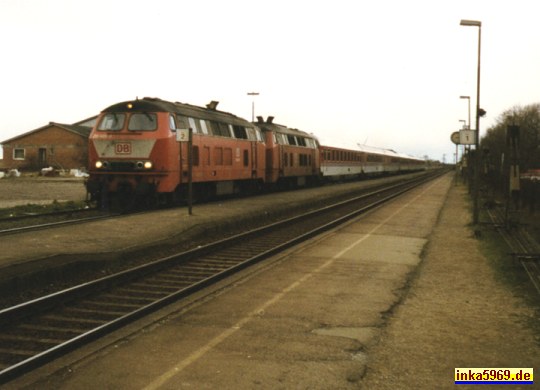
0,176 -> 87,208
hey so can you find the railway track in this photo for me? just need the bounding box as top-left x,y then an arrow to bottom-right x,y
486,208 -> 540,294
0,208 -> 113,236
0,172 -> 442,384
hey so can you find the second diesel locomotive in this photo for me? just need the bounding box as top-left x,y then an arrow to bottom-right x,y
86,97 -> 424,208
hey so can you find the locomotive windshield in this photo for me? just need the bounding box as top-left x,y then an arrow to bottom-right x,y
98,113 -> 125,131
128,113 -> 157,131
97,112 -> 158,131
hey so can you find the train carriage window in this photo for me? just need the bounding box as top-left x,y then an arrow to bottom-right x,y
255,128 -> 264,142
128,113 -> 157,131
243,150 -> 249,166
287,135 -> 297,145
98,113 -> 125,131
297,137 -> 307,147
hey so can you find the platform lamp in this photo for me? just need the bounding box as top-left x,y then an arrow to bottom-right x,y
460,19 -> 482,224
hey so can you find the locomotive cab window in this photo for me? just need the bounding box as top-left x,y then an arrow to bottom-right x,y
169,115 -> 177,131
98,113 -> 125,131
128,113 -> 157,131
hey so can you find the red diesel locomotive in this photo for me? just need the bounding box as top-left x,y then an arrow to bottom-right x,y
86,97 -> 321,207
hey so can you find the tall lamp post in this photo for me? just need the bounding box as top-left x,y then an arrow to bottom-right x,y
460,19 -> 482,224
247,92 -> 259,122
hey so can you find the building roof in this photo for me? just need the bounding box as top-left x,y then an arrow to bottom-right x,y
0,118 -> 95,145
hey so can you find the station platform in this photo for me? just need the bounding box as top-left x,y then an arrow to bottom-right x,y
0,174 -> 417,282
6,173 -> 539,389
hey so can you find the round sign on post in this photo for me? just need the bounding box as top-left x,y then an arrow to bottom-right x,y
451,131 -> 460,145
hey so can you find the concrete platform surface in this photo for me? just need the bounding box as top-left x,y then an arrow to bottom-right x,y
0,175 -> 413,270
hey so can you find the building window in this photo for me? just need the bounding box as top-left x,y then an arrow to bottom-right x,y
13,148 -> 25,160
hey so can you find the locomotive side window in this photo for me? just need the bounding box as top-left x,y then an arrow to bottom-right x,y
210,122 -> 231,137
98,113 -> 125,131
176,115 -> 190,131
200,120 -> 210,134
232,125 -> 248,139
255,128 -> 264,142
128,113 -> 157,131
287,135 -> 297,145
188,117 -> 202,134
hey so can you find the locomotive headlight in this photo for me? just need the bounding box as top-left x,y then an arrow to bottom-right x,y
95,161 -> 103,169
135,161 -> 153,170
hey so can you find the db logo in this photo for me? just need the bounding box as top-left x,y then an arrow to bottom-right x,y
115,143 -> 131,154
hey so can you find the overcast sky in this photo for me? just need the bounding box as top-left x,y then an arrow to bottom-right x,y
1,0 -> 539,162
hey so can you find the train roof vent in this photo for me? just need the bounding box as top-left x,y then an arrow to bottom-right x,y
256,116 -> 264,123
206,101 -> 219,110
266,116 -> 274,124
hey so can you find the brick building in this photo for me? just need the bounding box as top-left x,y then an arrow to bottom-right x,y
0,117 -> 96,172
